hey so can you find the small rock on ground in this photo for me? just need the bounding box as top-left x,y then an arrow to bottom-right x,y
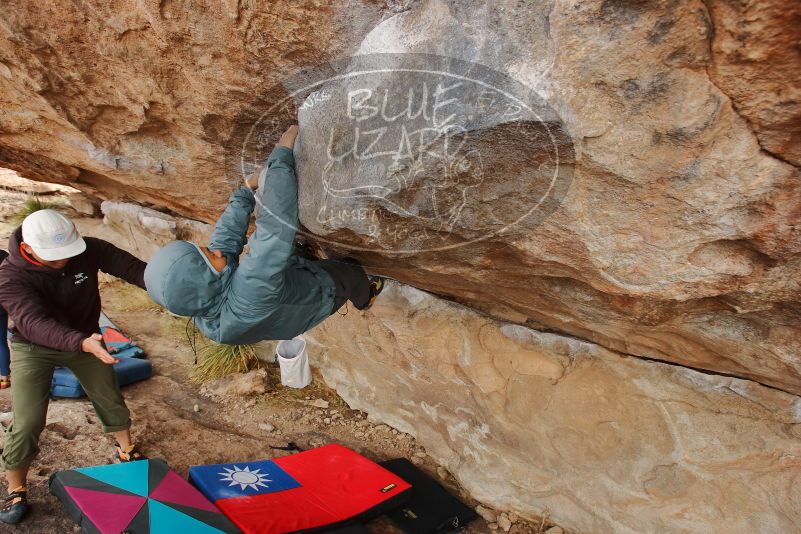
201,369 -> 267,397
313,399 -> 329,408
498,512 -> 512,532
476,505 -> 498,523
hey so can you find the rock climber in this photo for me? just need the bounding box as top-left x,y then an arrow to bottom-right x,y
144,124 -> 384,344
0,209 -> 148,525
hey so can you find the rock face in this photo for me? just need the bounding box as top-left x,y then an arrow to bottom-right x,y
1,0 -> 800,531
0,0 -> 390,219
308,283 -> 801,534
292,0 -> 801,395
1,0 -> 798,391
705,1 -> 801,167
101,200 -> 211,259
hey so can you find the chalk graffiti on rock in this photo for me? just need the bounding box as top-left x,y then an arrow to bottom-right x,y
238,54 -> 574,254
316,81 -> 504,236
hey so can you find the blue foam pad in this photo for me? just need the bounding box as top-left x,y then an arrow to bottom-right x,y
114,345 -> 145,359
51,357 -> 153,398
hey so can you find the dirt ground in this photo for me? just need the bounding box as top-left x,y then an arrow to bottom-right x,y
0,182 -> 556,534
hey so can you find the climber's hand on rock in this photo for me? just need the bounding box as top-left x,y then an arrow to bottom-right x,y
246,164 -> 265,190
277,125 -> 298,150
246,125 -> 296,189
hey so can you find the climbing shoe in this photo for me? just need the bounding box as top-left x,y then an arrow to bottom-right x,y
0,487 -> 28,525
293,240 -> 317,260
362,276 -> 386,311
115,443 -> 147,463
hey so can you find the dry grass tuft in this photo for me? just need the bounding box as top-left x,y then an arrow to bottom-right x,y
10,195 -> 64,225
191,341 -> 261,382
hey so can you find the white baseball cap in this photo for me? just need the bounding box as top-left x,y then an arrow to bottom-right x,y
21,209 -> 86,261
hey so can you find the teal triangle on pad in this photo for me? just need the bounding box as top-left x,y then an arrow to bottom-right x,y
76,460 -> 150,497
148,500 -> 225,534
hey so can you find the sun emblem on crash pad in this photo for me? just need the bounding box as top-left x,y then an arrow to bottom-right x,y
218,465 -> 272,491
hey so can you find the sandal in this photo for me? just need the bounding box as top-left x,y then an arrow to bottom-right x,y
115,443 -> 147,463
0,487 -> 28,524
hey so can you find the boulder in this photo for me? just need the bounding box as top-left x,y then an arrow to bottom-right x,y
0,0 -> 388,220
308,283 -> 801,534
0,168 -> 78,195
290,0 -> 801,395
67,191 -> 100,216
101,200 -> 211,259
0,0 -> 799,531
0,0 -> 797,391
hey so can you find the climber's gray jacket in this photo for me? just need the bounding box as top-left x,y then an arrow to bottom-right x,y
144,146 -> 336,343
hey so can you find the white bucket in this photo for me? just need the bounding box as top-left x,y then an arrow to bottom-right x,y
276,336 -> 311,389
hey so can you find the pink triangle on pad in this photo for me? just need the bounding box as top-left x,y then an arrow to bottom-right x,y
64,486 -> 146,533
150,470 -> 220,513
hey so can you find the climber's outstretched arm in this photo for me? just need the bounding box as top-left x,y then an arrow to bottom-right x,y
228,126 -> 300,307
208,187 -> 255,258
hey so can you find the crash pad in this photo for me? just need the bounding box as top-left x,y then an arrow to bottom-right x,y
380,458 -> 477,534
99,311 -> 145,357
51,356 -> 152,398
189,444 -> 411,533
51,311 -> 150,398
50,458 -> 240,534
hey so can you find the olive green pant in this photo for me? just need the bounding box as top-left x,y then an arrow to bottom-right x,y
1,342 -> 131,470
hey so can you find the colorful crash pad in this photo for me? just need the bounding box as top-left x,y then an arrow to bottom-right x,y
50,458 -> 240,534
189,444 -> 412,533
101,325 -> 144,356
99,311 -> 144,357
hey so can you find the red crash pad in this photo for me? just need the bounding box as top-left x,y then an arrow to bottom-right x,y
189,444 -> 411,533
